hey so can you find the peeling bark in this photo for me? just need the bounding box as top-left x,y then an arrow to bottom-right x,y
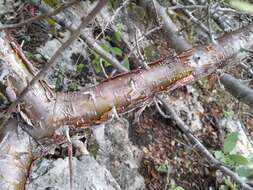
0,119 -> 33,190
0,16 -> 253,190
1,23 -> 253,138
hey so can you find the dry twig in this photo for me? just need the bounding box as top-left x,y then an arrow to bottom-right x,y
156,95 -> 253,190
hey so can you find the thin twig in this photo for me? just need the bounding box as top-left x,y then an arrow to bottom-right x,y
0,0 -> 108,129
134,27 -> 150,69
207,0 -> 216,43
124,25 -> 162,61
171,0 -> 209,33
168,4 -> 207,10
156,95 -> 253,190
0,0 -> 80,31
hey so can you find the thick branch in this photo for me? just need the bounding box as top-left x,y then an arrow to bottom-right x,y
1,23 -> 253,138
1,0 -> 108,130
46,23 -> 253,136
220,73 -> 253,108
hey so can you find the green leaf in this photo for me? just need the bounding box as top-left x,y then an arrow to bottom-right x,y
156,163 -> 168,173
93,60 -> 102,73
110,47 -> 122,56
229,0 -> 253,14
236,166 -> 253,177
173,186 -> 185,190
43,0 -> 59,8
101,44 -> 110,52
228,154 -> 249,165
26,52 -> 34,59
246,153 -> 253,162
214,150 -> 226,160
47,18 -> 56,26
223,132 -> 239,154
122,56 -> 130,70
103,60 -> 111,67
114,31 -> 122,42
77,63 -> 86,73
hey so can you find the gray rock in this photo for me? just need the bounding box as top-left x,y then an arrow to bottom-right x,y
94,120 -> 145,190
28,156 -> 121,190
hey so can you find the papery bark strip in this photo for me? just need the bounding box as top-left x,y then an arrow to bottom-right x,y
1,24 -> 253,139
47,23 -> 253,134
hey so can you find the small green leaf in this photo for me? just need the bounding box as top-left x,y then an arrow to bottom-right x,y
214,150 -> 226,160
114,31 -> 122,42
101,44 -> 110,52
77,63 -> 86,73
47,18 -> 56,26
68,81 -> 79,91
110,47 -> 122,56
223,132 -> 239,154
236,166 -> 253,177
43,0 -> 59,8
93,61 -> 102,73
122,56 -> 130,70
229,0 -> 253,14
247,153 -> 253,162
103,60 -> 111,67
26,52 -> 34,59
173,186 -> 185,190
228,154 -> 249,165
156,163 -> 168,173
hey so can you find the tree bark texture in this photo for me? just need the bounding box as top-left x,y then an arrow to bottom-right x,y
1,24 -> 253,138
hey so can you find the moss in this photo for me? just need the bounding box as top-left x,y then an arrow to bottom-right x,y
67,81 -> 79,91
144,46 -> 161,61
127,2 -> 148,25
43,0 -> 59,8
88,142 -> 99,159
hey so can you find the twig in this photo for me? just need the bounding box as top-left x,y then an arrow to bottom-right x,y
173,0 -> 209,33
124,25 -> 162,61
83,35 -> 128,72
156,95 -> 253,190
153,97 -> 170,119
168,4 -> 207,10
134,27 -> 150,69
207,0 -> 216,43
100,59 -> 109,78
140,0 -> 192,52
0,0 -> 80,31
0,0 -> 108,129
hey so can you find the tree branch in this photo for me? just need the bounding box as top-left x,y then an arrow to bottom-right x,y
220,73 -> 253,108
0,0 -> 108,130
139,0 -> 192,52
156,95 -> 253,190
1,23 -> 253,138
